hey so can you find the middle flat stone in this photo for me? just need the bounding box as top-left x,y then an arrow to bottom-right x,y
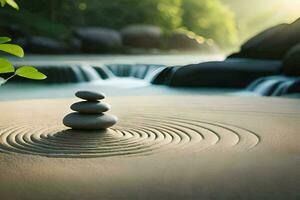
71,101 -> 111,114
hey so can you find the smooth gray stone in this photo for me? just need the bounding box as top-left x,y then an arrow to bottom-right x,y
74,27 -> 122,53
121,25 -> 162,49
63,113 -> 117,130
75,91 -> 105,101
71,101 -> 110,113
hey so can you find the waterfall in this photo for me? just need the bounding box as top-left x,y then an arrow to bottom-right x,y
10,63 -> 102,84
94,64 -> 167,82
144,65 -> 167,82
93,65 -> 116,79
9,63 -> 168,85
247,76 -> 297,96
71,65 -> 86,82
79,62 -> 101,82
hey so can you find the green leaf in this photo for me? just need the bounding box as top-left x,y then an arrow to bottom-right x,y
0,58 -> 14,74
0,37 -> 11,44
16,66 -> 47,80
0,44 -> 24,57
5,0 -> 18,10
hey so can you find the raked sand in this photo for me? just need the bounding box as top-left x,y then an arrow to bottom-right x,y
0,96 -> 300,199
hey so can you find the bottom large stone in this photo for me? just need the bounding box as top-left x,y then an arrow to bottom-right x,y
63,113 -> 118,130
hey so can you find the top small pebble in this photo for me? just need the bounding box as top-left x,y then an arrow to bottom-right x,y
75,91 -> 105,101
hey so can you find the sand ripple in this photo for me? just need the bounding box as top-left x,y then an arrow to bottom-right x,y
0,116 -> 259,158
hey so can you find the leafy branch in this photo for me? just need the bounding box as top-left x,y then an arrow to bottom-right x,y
0,0 -> 47,85
0,0 -> 19,10
0,38 -> 47,86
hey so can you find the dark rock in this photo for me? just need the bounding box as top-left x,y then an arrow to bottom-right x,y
75,91 -> 105,101
27,36 -> 69,54
228,18 -> 300,60
74,27 -> 122,53
282,44 -> 300,76
65,37 -> 82,53
71,101 -> 110,114
286,79 -> 300,94
151,67 -> 178,85
0,24 -> 28,38
165,59 -> 282,88
63,113 -> 117,130
14,37 -> 29,49
121,25 -> 162,49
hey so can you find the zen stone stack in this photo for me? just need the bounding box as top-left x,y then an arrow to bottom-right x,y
63,91 -> 118,130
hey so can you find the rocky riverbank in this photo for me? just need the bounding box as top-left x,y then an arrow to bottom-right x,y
0,24 -> 220,54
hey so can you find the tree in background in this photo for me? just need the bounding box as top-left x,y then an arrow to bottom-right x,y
181,0 -> 238,48
223,0 -> 300,45
1,0 -> 239,49
72,0 -> 182,32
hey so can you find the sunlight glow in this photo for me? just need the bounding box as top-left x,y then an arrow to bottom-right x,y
273,0 -> 300,15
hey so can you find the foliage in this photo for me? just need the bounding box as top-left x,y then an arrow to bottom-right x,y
0,0 -> 19,10
1,0 -> 238,49
0,2 -> 46,85
0,36 -> 47,85
48,0 -> 182,31
0,8 -> 70,38
181,0 -> 238,48
223,0 -> 300,45
1,0 -> 297,50
15,66 -> 47,80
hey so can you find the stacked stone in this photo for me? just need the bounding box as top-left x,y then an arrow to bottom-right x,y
63,91 -> 117,130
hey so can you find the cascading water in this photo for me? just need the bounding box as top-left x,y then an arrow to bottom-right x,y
247,76 -> 299,96
79,63 -> 102,82
71,65 -> 87,83
144,65 -> 167,82
93,65 -> 116,79
9,63 -> 167,85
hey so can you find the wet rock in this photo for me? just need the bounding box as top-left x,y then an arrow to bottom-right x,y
166,59 -> 281,87
283,44 -> 300,76
229,17 -> 300,59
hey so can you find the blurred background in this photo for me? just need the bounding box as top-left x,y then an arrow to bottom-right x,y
0,0 -> 300,101
1,0 -> 299,54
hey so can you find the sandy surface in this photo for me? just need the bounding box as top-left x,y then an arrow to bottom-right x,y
0,96 -> 300,199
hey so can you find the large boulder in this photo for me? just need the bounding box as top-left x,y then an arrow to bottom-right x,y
74,27 -> 122,53
229,18 -> 300,60
163,59 -> 282,88
65,37 -> 82,53
282,43 -> 300,76
26,36 -> 69,54
121,25 -> 162,49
